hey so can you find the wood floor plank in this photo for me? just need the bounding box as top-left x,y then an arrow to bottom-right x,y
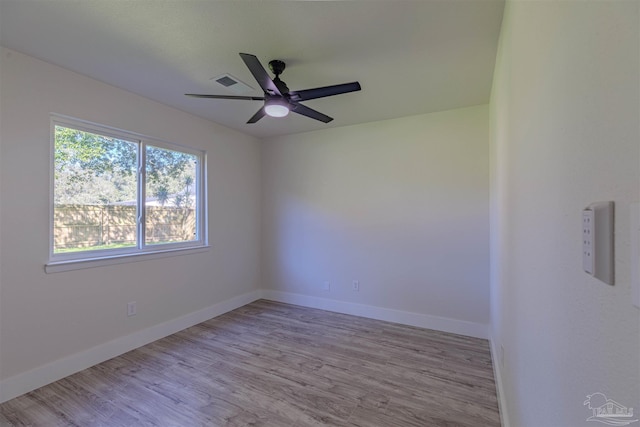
0,300 -> 500,426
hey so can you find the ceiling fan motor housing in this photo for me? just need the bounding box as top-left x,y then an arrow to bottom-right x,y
268,60 -> 286,76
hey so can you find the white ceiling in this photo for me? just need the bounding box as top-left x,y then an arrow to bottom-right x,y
0,0 -> 504,138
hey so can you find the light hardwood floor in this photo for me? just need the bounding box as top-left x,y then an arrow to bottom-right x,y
0,300 -> 501,426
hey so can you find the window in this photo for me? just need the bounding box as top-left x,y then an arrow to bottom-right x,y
49,116 -> 206,270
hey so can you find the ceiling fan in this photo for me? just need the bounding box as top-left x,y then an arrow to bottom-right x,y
186,53 -> 361,124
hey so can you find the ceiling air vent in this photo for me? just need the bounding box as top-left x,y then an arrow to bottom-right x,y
216,75 -> 237,87
211,73 -> 254,95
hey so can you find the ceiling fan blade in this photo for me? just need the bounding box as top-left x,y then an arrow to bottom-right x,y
185,94 -> 264,101
290,103 -> 333,123
247,107 -> 266,124
239,53 -> 282,97
289,82 -> 361,102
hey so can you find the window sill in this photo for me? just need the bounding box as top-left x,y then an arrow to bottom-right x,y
45,245 -> 211,274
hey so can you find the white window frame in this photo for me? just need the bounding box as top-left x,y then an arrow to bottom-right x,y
46,114 -> 208,273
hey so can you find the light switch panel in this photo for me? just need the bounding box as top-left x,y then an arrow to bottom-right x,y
583,210 -> 594,274
631,203 -> 639,309
582,202 -> 614,285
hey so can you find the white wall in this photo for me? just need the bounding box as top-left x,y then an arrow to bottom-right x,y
490,1 -> 640,426
0,48 -> 262,396
261,105 -> 490,333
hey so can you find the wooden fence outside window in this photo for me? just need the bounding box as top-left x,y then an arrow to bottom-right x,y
53,204 -> 195,250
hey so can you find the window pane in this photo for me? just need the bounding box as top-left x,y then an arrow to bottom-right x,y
145,145 -> 198,245
53,126 -> 138,254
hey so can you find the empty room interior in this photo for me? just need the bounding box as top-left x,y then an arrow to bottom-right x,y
0,1 -> 639,426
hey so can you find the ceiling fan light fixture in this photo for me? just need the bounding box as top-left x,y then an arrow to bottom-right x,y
264,99 -> 290,118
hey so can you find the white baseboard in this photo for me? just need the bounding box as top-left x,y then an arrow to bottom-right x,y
489,334 -> 510,427
261,290 -> 489,339
0,290 -> 262,403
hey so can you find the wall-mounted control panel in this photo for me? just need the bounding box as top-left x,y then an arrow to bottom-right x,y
630,203 -> 639,309
582,202 -> 614,285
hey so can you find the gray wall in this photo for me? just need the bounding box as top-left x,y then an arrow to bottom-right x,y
490,1 -> 640,425
0,48 -> 262,387
261,106 -> 490,328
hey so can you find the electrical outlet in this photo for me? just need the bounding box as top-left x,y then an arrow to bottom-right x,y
127,301 -> 137,317
322,281 -> 330,291
352,280 -> 360,291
